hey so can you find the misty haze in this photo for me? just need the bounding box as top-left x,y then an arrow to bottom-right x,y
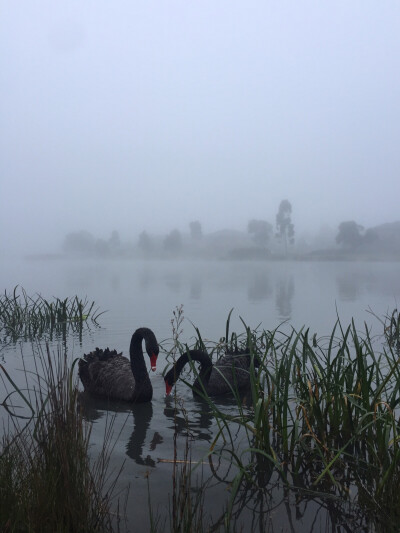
1,3 -> 400,533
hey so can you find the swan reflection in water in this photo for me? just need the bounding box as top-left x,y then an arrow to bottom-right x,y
163,384 -> 254,445
163,349 -> 257,441
163,395 -> 215,442
78,392 -> 162,467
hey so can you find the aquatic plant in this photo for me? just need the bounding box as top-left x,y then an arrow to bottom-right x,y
148,397 -> 237,533
383,308 -> 400,352
0,286 -> 104,342
163,310 -> 400,531
227,322 -> 400,529
0,344 -> 125,533
367,305 -> 400,354
148,308 -> 237,533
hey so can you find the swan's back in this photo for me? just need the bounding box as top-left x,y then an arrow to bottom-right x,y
201,353 -> 254,395
79,348 -> 142,402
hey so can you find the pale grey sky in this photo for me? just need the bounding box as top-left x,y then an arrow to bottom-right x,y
1,1 -> 399,253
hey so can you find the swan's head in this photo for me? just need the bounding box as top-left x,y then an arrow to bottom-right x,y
164,373 -> 174,395
145,342 -> 159,372
141,330 -> 159,372
133,327 -> 159,371
150,351 -> 158,371
164,365 -> 178,395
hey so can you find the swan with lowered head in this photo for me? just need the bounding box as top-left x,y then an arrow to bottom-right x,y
79,327 -> 159,403
164,349 -> 257,397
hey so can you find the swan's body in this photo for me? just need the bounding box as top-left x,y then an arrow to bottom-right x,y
164,349 -> 257,397
79,327 -> 159,403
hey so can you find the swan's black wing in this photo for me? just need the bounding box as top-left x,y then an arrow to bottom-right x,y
79,348 -> 137,401
205,353 -> 253,395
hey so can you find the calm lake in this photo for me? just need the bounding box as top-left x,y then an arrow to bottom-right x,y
1,257 -> 400,532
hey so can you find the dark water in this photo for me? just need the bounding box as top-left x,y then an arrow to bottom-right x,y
1,257 -> 399,532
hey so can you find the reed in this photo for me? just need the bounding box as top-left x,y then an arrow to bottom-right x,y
385,307 -> 400,351
0,344 -> 124,533
148,395 -> 218,533
0,286 -> 104,342
165,309 -> 400,531
150,307 -> 244,533
368,306 -> 400,354
148,400 -> 240,533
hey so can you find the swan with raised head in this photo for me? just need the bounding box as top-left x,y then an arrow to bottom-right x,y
79,327 -> 159,403
164,349 -> 257,397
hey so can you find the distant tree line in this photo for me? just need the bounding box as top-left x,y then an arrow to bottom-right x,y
63,204 -> 391,261
138,221 -> 203,255
336,221 -> 377,250
63,230 -> 122,257
63,221 -> 206,258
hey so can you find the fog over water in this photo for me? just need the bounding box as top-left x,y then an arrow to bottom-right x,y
1,2 -> 400,255
1,6 -> 400,528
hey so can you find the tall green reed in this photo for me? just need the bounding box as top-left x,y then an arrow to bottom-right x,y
165,310 -> 400,531
151,306 -> 245,533
0,286 -> 104,342
0,343 -> 124,533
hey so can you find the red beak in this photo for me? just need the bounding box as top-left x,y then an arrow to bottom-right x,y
150,353 -> 157,371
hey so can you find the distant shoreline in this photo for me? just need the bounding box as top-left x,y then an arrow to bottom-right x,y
23,251 -> 400,263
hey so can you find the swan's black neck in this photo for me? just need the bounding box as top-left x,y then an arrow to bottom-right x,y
129,328 -> 154,382
170,350 -> 213,385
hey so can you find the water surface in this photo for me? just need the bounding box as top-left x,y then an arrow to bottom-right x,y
1,257 -> 399,531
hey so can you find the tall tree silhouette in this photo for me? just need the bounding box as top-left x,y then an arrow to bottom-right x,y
276,200 -> 294,254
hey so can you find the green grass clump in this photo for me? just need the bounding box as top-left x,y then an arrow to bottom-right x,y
383,308 -> 400,352
0,345 -> 123,533
164,308 -> 400,531
0,286 -> 104,342
229,321 -> 400,529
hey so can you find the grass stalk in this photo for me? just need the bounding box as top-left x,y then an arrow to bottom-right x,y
163,308 -> 400,530
0,343 -> 124,533
0,286 -> 103,342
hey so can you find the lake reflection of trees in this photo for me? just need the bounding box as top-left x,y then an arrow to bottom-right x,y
247,270 -> 272,302
275,277 -> 294,320
163,272 -> 182,293
138,267 -> 155,291
336,272 -> 360,301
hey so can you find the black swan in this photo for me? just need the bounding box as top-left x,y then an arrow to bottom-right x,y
164,349 -> 257,397
78,327 -> 159,403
